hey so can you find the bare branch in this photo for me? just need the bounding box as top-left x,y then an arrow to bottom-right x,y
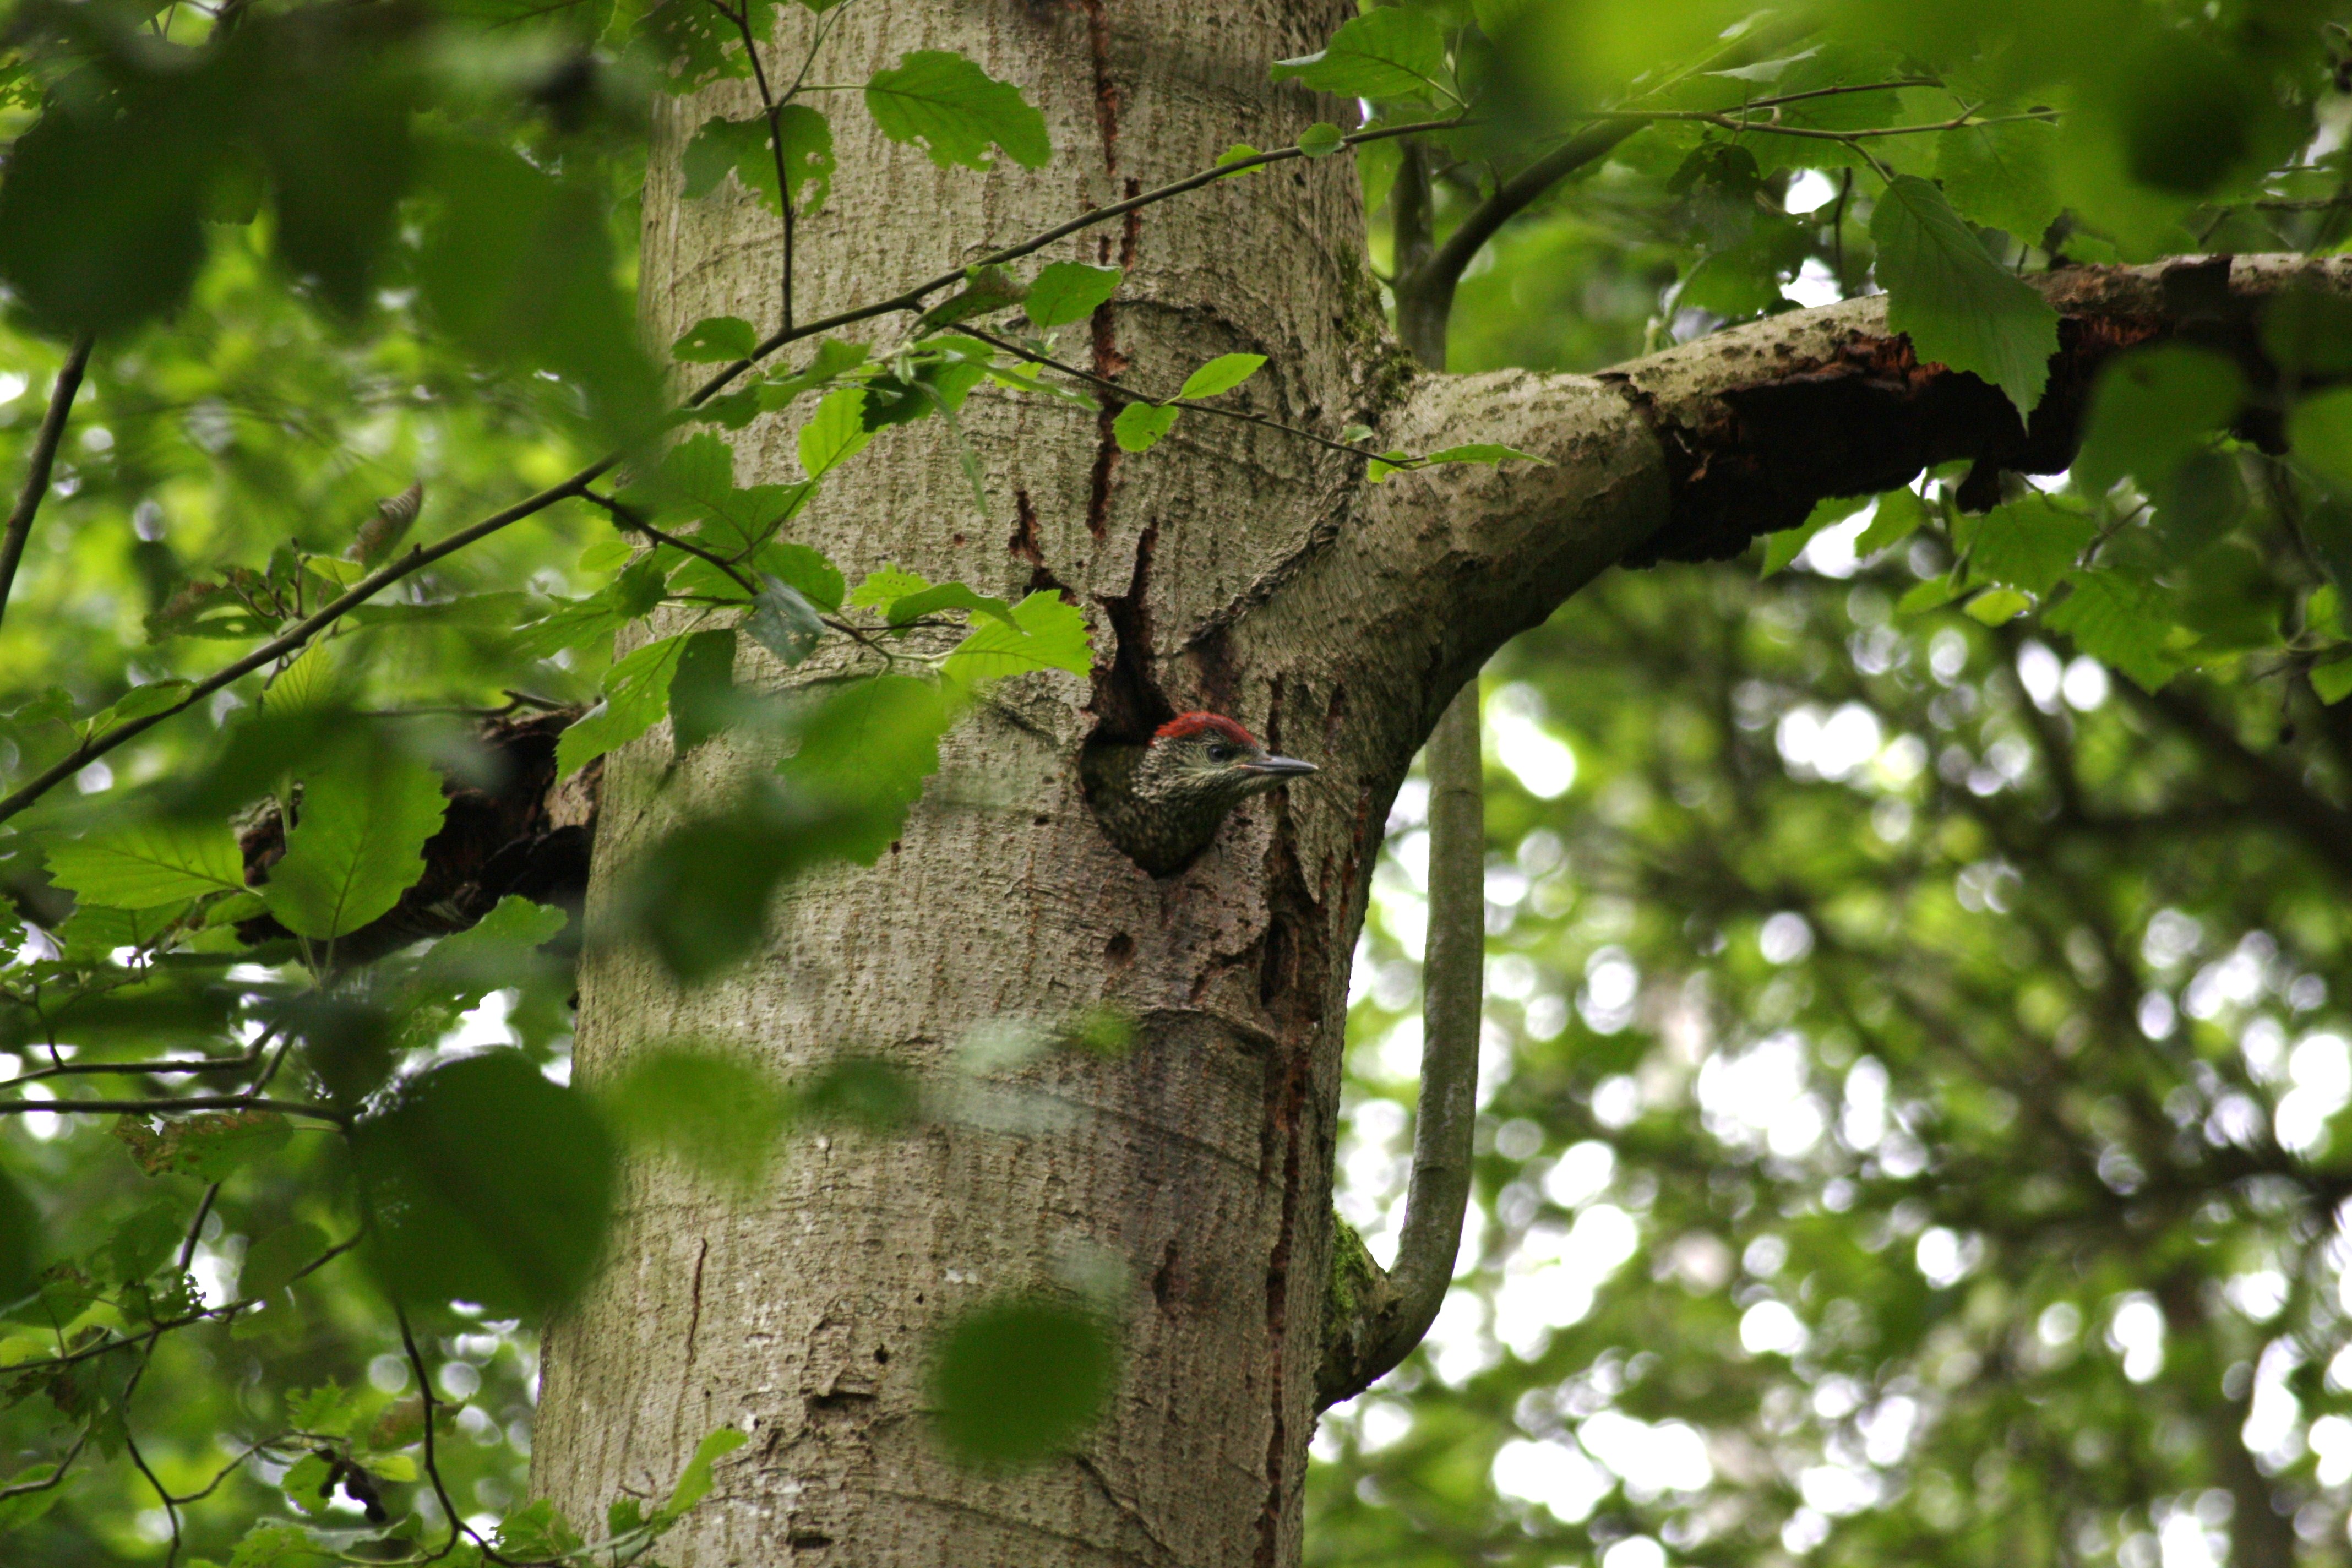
0,333 -> 93,636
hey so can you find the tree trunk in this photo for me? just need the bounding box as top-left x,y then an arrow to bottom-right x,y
526,3 -> 2352,1560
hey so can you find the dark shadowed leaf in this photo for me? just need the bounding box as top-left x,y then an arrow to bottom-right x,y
0,1170 -> 43,1308
799,1055 -> 919,1131
238,1222 -> 328,1302
353,1051 -> 615,1318
668,629 -> 741,756
2072,345 -> 2246,494
929,1297 -> 1115,1468
747,576 -> 825,666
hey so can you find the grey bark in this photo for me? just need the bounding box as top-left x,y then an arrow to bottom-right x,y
526,3 -> 2352,1561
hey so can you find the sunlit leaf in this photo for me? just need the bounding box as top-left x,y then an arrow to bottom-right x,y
1112,402 -> 1181,453
47,823 -> 246,910
864,51 -> 1051,171
1177,353 -> 1267,401
941,591 -> 1092,687
263,751 -> 448,940
1025,262 -> 1121,329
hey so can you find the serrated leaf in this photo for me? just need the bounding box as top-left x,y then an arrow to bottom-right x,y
47,823 -> 246,910
1025,262 -> 1121,329
263,641 -> 339,717
799,387 -> 874,477
556,633 -> 692,778
941,591 -> 1091,687
864,51 -> 1050,171
1271,8 -> 1449,101
1963,496 -> 2098,596
1112,402 -> 1180,453
1178,353 -> 1267,401
1936,119 -> 2061,244
2045,571 -> 2180,691
263,753 -> 448,940
747,576 -> 825,666
673,315 -> 758,363
1870,174 -> 2059,417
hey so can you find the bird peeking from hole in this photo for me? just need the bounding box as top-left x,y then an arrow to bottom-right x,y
1082,711 -> 1317,876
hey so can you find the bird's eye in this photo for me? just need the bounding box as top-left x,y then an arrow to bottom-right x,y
1207,743 -> 1234,763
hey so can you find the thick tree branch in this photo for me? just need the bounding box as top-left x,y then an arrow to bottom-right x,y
0,332 -> 92,636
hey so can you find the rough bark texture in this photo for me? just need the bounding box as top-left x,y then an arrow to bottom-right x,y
524,2 -> 2352,1560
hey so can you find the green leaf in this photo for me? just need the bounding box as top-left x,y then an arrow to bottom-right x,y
2045,571 -> 2180,691
353,1050 -> 616,1319
776,674 -> 957,865
929,1297 -> 1115,1468
409,896 -> 569,1011
579,538 -> 638,574
112,1110 -> 290,1182
2262,291 -> 2352,380
1870,175 -> 2060,418
1177,353 -> 1268,401
0,1172 -> 43,1309
263,752 -> 448,940
941,591 -> 1092,687
2288,389 -> 2352,493
598,1046 -> 793,1191
556,633 -> 692,778
1762,496 -> 1865,577
850,565 -> 932,609
886,583 -> 1020,630
1964,587 -> 2032,625
1025,262 -> 1122,329
1896,574 -> 1964,616
1112,402 -> 1182,453
684,110 -> 836,216
662,1427 -> 750,1520
1963,496 -> 2098,596
921,264 -> 1027,329
864,51 -> 1052,171
47,823 -> 247,910
747,575 -> 825,666
1854,488 -> 1930,557
1271,8 -> 1450,101
799,387 -> 876,477
2073,345 -> 2247,494
668,629 -> 741,757
1418,443 -> 1548,468
673,315 -> 759,363
1298,122 -> 1344,157
1216,143 -> 1267,177
1936,119 -> 2062,244
2312,650 -> 2352,705
239,1222 -> 328,1302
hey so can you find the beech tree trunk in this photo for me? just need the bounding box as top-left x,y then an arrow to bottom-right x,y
526,3 -> 2352,1562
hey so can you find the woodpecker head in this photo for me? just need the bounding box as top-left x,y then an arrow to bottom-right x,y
1134,712 -> 1317,805
1082,712 -> 1317,875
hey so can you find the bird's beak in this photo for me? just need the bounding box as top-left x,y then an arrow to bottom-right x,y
1239,754 -> 1319,779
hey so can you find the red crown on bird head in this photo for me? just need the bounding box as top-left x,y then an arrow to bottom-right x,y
1154,712 -> 1259,748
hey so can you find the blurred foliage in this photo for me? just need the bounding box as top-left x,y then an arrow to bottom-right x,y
4,0 -> 2352,1562
1313,8 -> 2352,1568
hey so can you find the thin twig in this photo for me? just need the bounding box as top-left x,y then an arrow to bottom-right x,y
0,332 -> 93,636
0,1093 -> 343,1121
0,117 -> 1460,831
951,325 -> 1393,464
582,488 -> 759,593
399,1302 -> 483,1565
